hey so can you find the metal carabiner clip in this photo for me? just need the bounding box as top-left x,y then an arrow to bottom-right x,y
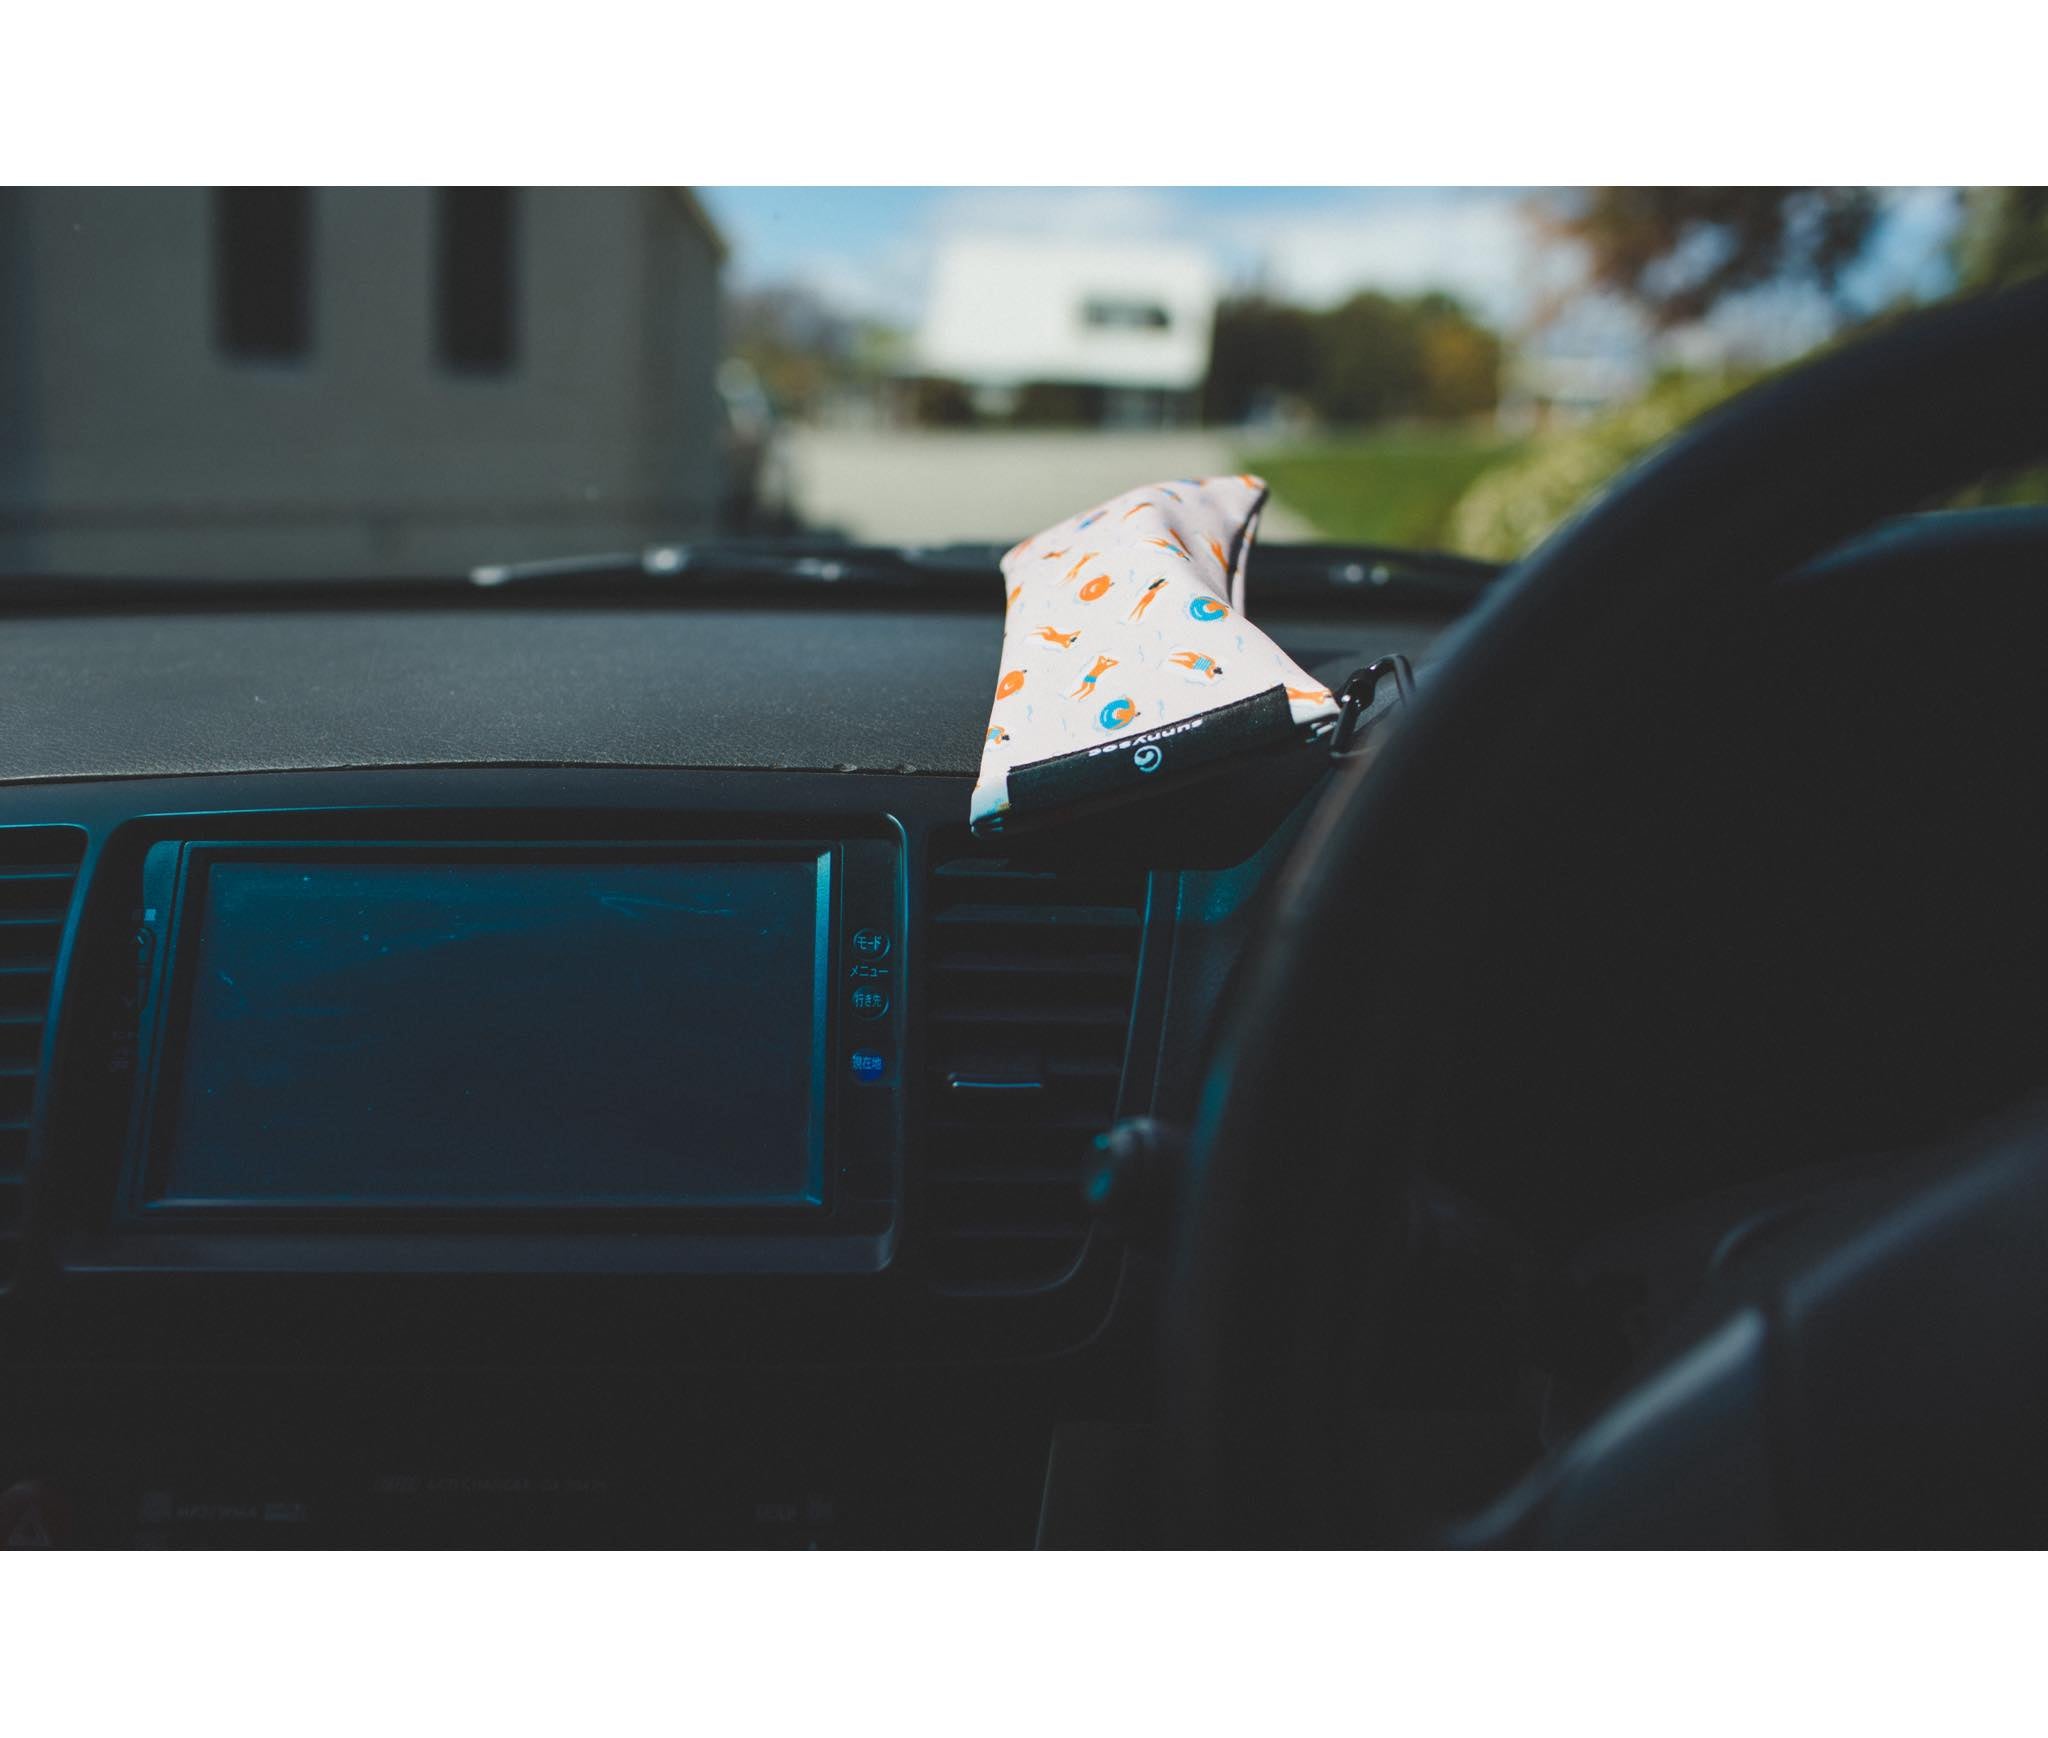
1329,653 -> 1415,756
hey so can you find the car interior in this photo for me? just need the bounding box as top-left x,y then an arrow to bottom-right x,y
3,249 -> 2046,1549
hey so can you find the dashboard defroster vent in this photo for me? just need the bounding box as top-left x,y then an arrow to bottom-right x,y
922,842 -> 1149,1293
0,826 -> 85,1290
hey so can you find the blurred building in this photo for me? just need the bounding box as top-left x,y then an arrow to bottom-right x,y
0,188 -> 727,577
1495,297 -> 1654,433
913,237 -> 1217,428
1498,349 -> 1652,432
1498,285 -> 1841,433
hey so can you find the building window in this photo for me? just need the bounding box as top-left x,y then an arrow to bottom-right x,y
1081,298 -> 1171,332
214,188 -> 312,361
436,188 -> 518,372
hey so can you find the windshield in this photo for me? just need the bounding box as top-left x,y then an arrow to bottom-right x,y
2,186 -> 2040,581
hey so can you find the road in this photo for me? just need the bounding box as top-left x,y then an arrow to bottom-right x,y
778,427 -> 1320,546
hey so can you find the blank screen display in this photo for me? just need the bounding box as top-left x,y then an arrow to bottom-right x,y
146,853 -> 831,1211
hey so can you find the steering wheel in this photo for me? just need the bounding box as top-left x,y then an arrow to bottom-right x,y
1163,274 -> 2048,1546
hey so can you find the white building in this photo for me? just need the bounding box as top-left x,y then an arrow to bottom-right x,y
914,237 -> 1218,427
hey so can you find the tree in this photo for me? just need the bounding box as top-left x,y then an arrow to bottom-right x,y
725,284 -> 880,418
1306,291 -> 1500,426
1954,187 -> 2048,290
1205,290 -> 1500,427
1413,294 -> 1503,420
1202,297 -> 1320,423
1310,291 -> 1427,424
1542,188 -> 1880,327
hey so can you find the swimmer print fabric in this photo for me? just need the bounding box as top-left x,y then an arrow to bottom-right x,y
970,475 -> 1343,831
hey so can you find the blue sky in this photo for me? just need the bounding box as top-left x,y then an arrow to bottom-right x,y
699,187 -> 1964,342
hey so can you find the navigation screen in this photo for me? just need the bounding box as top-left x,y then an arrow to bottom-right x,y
141,851 -> 831,1212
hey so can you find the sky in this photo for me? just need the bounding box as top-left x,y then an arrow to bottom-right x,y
699,186 -> 1966,353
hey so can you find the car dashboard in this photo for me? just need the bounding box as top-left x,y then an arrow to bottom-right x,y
0,586 -> 1451,1546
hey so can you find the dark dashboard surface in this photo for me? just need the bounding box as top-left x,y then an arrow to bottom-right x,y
0,603 -> 1442,786
4,512 -> 2044,1544
0,581 -> 1452,1543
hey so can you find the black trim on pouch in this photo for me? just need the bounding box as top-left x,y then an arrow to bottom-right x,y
1000,685 -> 1298,822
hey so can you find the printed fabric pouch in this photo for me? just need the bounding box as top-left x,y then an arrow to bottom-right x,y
970,475 -> 1343,837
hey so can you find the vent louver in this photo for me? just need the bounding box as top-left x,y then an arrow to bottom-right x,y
0,826 -> 85,1291
922,841 -> 1149,1293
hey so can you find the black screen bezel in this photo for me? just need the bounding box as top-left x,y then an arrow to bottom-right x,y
118,839 -> 840,1230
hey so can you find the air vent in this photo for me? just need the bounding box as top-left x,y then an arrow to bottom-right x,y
0,826 -> 86,1290
922,841 -> 1149,1293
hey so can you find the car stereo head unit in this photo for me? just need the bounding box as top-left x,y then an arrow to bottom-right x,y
113,835 -> 904,1247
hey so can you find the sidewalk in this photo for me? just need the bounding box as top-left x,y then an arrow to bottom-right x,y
780,427 -> 1323,545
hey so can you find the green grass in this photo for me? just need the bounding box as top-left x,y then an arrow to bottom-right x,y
1241,429 -> 1522,553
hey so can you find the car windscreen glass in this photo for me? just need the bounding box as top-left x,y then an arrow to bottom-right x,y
0,186 -> 2031,584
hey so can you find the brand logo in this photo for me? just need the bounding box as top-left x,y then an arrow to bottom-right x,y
1132,744 -> 1163,774
1084,713 -> 1207,761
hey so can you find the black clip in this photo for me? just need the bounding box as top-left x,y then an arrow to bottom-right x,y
1329,654 -> 1415,755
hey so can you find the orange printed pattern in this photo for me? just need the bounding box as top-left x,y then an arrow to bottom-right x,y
1069,654 -> 1120,698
